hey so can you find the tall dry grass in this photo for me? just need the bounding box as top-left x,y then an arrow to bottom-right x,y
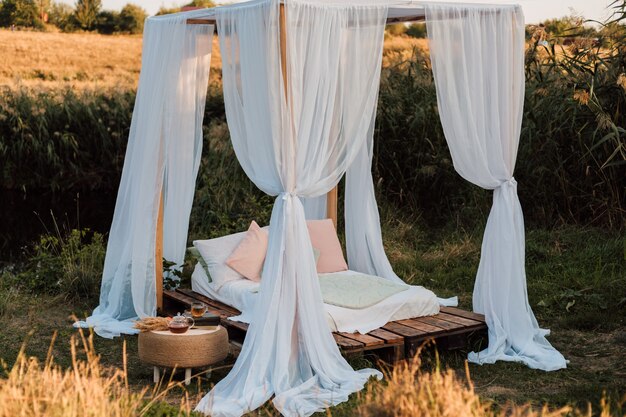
382,35 -> 428,67
0,331 -> 623,416
0,329 -> 194,417
356,352 -> 622,417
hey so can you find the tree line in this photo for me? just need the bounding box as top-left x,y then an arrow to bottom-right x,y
0,0 -> 215,34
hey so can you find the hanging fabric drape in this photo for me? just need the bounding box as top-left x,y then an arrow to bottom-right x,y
424,3 -> 566,371
344,115 -> 459,307
194,0 -> 388,415
74,13 -> 214,338
74,5 -> 568,417
344,119 -> 404,284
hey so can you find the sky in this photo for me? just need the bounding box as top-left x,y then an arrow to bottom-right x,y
57,0 -> 613,24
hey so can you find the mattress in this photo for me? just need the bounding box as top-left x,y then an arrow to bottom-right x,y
191,264 -> 439,334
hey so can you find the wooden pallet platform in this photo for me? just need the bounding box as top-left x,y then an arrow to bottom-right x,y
163,288 -> 487,363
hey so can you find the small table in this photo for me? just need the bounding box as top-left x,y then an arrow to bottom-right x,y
138,326 -> 229,385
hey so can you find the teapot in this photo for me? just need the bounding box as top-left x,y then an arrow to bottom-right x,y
168,313 -> 194,334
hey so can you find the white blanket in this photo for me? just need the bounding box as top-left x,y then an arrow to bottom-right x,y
191,264 -> 439,334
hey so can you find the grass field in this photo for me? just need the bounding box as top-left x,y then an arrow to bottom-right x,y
0,29 -> 424,89
0,29 -> 222,89
0,29 -> 624,416
0,223 -> 625,415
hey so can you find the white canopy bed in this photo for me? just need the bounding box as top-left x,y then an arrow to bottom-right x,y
75,0 -> 567,415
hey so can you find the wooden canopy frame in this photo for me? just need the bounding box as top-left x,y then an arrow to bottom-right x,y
156,4 -> 425,312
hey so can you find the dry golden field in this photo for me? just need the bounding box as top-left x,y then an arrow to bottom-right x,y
0,29 -> 222,90
382,35 -> 428,66
0,29 -> 423,90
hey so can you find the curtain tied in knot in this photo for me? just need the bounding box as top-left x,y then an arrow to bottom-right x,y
280,191 -> 299,201
499,177 -> 517,190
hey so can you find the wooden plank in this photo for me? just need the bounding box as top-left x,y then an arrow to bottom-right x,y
368,328 -> 404,345
440,306 -> 486,323
413,315 -> 462,331
386,15 -> 425,24
165,288 -> 487,363
155,193 -> 164,312
333,333 -> 365,352
177,288 -> 241,316
187,18 -> 216,25
337,332 -> 384,348
163,289 -> 196,310
382,322 -> 426,338
437,312 -> 486,328
176,288 -> 237,316
223,318 -> 249,332
168,290 -> 232,320
397,318 -> 446,335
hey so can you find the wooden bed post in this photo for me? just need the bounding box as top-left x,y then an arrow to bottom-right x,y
326,186 -> 338,228
156,192 -> 164,313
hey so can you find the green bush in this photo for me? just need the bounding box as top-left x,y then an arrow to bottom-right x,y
0,0 -> 44,29
188,118 -> 274,241
73,0 -> 101,31
521,6 -> 626,228
0,270 -> 20,317
116,3 -> 145,35
405,23 -> 426,39
48,2 -> 75,31
95,9 -> 118,34
19,228 -> 106,301
0,87 -> 133,191
375,26 -> 625,228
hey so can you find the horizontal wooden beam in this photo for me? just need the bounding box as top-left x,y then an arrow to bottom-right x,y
186,14 -> 425,25
386,15 -> 425,24
187,18 -> 215,25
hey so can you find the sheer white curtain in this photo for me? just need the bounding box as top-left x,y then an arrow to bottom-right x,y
344,119 -> 403,283
195,0 -> 388,416
74,12 -> 214,338
424,3 -> 567,371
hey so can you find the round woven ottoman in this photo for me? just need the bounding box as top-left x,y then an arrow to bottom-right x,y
138,326 -> 229,385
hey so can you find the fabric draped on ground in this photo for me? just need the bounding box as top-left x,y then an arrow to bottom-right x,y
424,3 -> 566,371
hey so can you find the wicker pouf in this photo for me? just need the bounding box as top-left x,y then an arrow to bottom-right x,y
138,326 -> 229,385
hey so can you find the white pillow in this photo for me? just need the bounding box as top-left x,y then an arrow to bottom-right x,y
193,231 -> 248,290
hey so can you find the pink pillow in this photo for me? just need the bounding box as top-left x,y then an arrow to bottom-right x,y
226,221 -> 268,282
307,219 -> 348,273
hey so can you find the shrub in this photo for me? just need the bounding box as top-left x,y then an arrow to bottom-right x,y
48,1 -> 75,31
0,271 -> 20,317
0,87 -> 133,191
406,22 -> 426,38
375,18 -> 626,229
188,118 -> 274,241
73,0 -> 101,30
19,228 -> 105,301
117,3 -> 146,35
385,23 -> 406,37
375,47 -> 486,227
521,3 -> 626,228
95,9 -> 118,34
0,0 -> 44,28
